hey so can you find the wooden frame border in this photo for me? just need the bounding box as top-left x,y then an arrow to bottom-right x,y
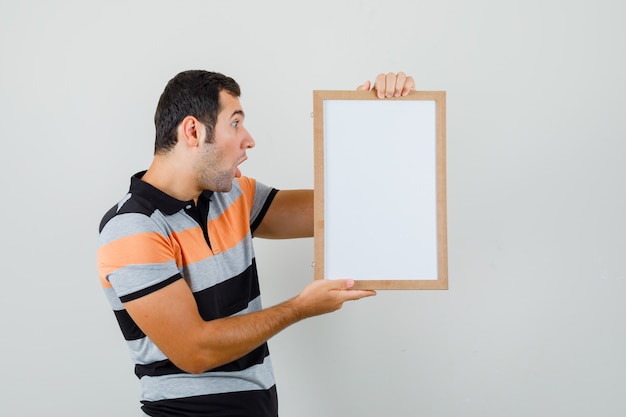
313,90 -> 448,290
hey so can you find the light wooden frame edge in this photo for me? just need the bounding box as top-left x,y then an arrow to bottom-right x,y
313,89 -> 448,290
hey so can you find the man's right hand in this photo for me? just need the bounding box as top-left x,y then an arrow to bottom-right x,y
291,278 -> 377,319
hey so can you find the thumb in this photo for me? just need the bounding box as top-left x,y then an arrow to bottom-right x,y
326,278 -> 355,290
356,80 -> 371,91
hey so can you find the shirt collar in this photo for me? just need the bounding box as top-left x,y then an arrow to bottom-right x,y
129,171 -> 214,215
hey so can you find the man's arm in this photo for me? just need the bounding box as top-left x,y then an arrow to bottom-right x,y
123,275 -> 373,374
253,189 -> 313,239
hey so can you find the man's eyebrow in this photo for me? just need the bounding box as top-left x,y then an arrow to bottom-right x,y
230,110 -> 245,118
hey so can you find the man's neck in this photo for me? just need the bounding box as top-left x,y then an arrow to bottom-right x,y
141,156 -> 201,203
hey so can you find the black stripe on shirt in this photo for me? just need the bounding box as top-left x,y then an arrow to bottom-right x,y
193,261 -> 260,321
113,308 -> 145,341
119,273 -> 182,303
140,384 -> 278,417
134,343 -> 270,378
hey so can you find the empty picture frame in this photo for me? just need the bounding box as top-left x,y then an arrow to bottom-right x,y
313,90 -> 447,290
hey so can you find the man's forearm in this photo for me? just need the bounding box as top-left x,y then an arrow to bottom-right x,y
188,297 -> 305,373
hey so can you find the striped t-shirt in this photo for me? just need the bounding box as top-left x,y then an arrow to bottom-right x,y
97,172 -> 279,416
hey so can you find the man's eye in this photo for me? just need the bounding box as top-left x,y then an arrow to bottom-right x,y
231,121 -> 239,128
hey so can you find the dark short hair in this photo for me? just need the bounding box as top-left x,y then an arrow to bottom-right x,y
153,70 -> 241,154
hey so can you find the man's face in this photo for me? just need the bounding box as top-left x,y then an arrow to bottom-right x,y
196,91 -> 255,192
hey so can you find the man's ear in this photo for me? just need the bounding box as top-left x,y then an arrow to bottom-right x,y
179,116 -> 201,148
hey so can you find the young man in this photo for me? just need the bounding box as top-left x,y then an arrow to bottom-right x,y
97,70 -> 415,416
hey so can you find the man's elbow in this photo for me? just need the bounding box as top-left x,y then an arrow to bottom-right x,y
170,351 -> 224,375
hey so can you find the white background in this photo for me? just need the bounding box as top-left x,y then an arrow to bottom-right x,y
324,99 -> 439,280
1,1 -> 625,416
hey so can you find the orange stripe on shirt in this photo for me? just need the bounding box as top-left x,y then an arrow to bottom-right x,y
97,231 -> 182,288
207,192 -> 251,254
169,226 -> 214,265
236,177 -> 256,208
